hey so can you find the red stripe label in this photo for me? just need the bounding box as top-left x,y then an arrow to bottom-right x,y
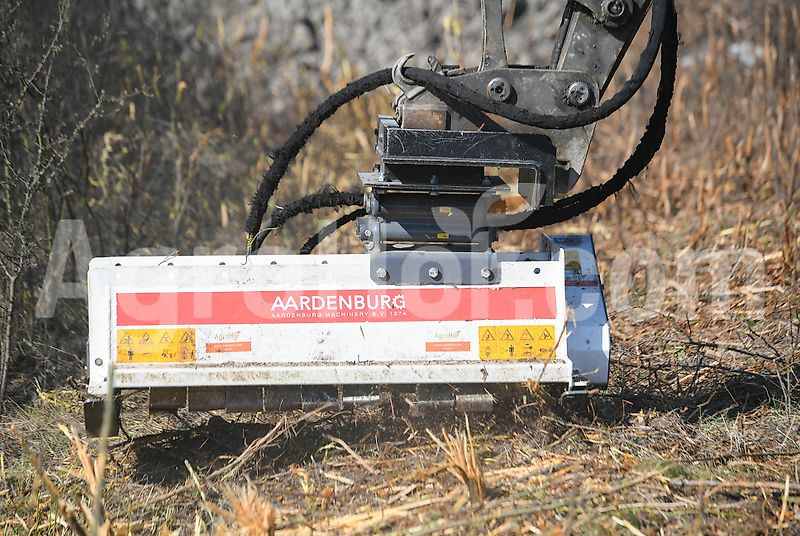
206,341 -> 252,353
425,341 -> 471,352
116,287 -> 557,326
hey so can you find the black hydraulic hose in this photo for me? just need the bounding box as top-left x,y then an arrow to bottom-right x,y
246,69 -> 392,244
250,186 -> 363,252
299,208 -> 367,255
500,0 -> 678,231
245,0 -> 670,246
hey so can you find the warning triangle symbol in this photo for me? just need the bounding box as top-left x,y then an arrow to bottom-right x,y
159,332 -> 172,344
520,329 -> 534,341
540,328 -> 554,341
501,329 -> 514,341
119,333 -> 132,346
179,331 -> 193,344
481,330 -> 495,341
140,332 -> 152,344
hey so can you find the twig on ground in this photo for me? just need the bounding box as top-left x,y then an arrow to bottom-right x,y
668,478 -> 800,494
688,450 -> 800,463
323,434 -> 377,474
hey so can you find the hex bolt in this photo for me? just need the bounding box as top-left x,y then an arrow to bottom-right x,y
376,267 -> 389,280
566,81 -> 592,107
487,77 -> 512,102
364,229 -> 372,238
480,267 -> 494,280
428,267 -> 440,279
605,0 -> 626,18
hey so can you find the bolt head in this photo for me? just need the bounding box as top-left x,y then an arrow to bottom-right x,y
487,77 -> 512,102
605,0 -> 626,18
480,267 -> 493,280
376,267 -> 388,280
428,267 -> 440,279
566,81 -> 592,107
94,358 -> 103,366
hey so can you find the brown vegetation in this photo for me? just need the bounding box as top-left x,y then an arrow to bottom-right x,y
0,0 -> 798,533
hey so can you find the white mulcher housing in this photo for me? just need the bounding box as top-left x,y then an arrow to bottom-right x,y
85,235 -> 609,433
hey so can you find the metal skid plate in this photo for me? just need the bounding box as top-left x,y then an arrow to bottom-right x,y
542,235 -> 610,387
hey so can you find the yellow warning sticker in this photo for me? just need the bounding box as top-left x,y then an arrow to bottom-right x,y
478,325 -> 556,360
116,328 -> 196,363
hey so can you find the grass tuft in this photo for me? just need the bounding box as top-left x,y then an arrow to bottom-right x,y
427,415 -> 486,507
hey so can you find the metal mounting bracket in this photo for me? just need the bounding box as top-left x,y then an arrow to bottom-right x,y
369,250 -> 501,286
480,0 -> 509,71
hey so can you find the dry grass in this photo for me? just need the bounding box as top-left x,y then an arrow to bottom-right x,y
1,0 -> 799,534
1,379 -> 799,533
215,484 -> 277,536
427,416 -> 486,506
